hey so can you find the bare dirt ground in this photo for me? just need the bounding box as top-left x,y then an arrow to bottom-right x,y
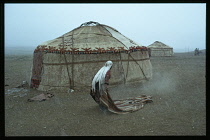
4,52 -> 206,136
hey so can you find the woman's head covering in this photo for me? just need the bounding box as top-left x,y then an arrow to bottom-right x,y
92,61 -> 113,92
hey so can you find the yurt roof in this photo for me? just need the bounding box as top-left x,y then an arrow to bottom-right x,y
36,21 -> 143,53
147,41 -> 172,49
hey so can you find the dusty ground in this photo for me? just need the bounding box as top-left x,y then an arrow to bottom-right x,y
4,52 -> 206,136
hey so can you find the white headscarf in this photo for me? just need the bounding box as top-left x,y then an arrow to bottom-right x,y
92,61 -> 113,92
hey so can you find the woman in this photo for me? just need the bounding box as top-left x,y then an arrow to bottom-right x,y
90,61 -> 153,114
90,61 -> 113,112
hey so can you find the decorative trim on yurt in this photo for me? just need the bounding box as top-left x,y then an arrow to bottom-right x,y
34,45 -> 148,54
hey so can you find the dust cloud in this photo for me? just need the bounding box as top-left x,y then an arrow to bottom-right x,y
110,70 -> 178,100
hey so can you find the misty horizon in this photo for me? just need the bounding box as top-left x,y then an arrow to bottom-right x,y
5,3 -> 206,53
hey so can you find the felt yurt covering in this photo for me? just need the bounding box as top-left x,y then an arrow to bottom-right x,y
147,41 -> 173,56
30,21 -> 152,92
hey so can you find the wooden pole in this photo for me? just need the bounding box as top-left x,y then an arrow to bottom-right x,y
71,32 -> 75,89
62,35 -> 72,89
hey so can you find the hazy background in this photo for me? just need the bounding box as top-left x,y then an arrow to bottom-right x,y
5,3 -> 206,54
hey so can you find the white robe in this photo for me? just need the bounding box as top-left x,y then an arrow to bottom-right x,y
91,61 -> 113,94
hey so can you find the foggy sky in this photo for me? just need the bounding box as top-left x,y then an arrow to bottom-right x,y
5,3 -> 206,52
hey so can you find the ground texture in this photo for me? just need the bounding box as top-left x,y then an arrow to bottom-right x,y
5,53 -> 206,136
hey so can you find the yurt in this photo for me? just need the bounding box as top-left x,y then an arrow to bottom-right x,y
30,21 -> 152,92
147,41 -> 173,57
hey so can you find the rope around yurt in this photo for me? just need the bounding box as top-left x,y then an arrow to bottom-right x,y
100,24 -> 149,81
128,53 -> 148,80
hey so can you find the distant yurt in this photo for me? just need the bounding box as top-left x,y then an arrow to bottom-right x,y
147,41 -> 173,56
30,21 -> 152,92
